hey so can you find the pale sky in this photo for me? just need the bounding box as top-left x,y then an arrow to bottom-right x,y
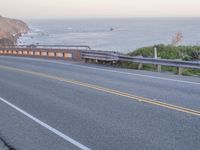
0,0 -> 200,19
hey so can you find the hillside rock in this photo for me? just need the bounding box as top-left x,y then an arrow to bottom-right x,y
0,16 -> 29,47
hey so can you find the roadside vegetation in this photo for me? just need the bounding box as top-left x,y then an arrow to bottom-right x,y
120,32 -> 200,76
120,44 -> 200,76
128,44 -> 200,61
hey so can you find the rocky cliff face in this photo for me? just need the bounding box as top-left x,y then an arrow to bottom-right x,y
0,16 -> 29,47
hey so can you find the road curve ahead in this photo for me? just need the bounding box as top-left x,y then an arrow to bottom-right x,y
0,56 -> 200,150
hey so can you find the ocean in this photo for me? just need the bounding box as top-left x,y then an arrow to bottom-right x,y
18,18 -> 200,53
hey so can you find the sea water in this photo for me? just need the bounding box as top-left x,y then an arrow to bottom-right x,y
18,18 -> 200,53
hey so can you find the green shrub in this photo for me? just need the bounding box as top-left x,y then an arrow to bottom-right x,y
123,44 -> 200,76
129,44 -> 200,61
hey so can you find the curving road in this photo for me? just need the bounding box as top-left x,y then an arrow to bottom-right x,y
0,56 -> 200,150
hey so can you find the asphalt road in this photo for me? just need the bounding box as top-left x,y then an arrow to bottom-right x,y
0,56 -> 200,150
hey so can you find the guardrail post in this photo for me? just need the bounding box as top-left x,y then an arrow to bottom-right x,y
84,58 -> 88,63
157,64 -> 162,72
177,67 -> 183,75
112,61 -> 116,64
87,59 -> 91,63
138,63 -> 143,70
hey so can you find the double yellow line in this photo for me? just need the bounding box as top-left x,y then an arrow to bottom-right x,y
0,64 -> 200,117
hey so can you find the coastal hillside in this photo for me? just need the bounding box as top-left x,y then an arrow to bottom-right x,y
0,15 -> 29,46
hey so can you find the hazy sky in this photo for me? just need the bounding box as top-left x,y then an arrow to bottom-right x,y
0,0 -> 200,19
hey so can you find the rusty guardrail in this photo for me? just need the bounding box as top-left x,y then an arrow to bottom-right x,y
0,46 -> 84,60
0,45 -> 91,60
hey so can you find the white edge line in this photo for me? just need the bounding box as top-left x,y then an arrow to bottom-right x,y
1,56 -> 200,86
0,97 -> 91,150
54,61 -> 200,85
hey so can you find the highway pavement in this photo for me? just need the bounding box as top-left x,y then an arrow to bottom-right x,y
0,56 -> 200,150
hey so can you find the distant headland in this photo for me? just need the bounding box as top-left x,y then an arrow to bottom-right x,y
0,15 -> 29,47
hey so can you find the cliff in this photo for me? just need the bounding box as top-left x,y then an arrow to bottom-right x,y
0,16 -> 29,47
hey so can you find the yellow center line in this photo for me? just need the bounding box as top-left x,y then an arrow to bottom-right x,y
0,64 -> 200,116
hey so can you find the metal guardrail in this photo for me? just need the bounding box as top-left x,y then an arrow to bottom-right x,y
82,51 -> 200,69
81,51 -> 119,61
81,50 -> 200,74
4,45 -> 91,50
118,55 -> 200,69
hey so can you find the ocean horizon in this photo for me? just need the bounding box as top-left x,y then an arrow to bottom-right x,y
18,18 -> 200,53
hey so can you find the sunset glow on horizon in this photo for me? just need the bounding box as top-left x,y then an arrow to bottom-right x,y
1,0 -> 200,19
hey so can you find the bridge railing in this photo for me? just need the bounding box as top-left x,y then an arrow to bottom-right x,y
0,47 -> 83,60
